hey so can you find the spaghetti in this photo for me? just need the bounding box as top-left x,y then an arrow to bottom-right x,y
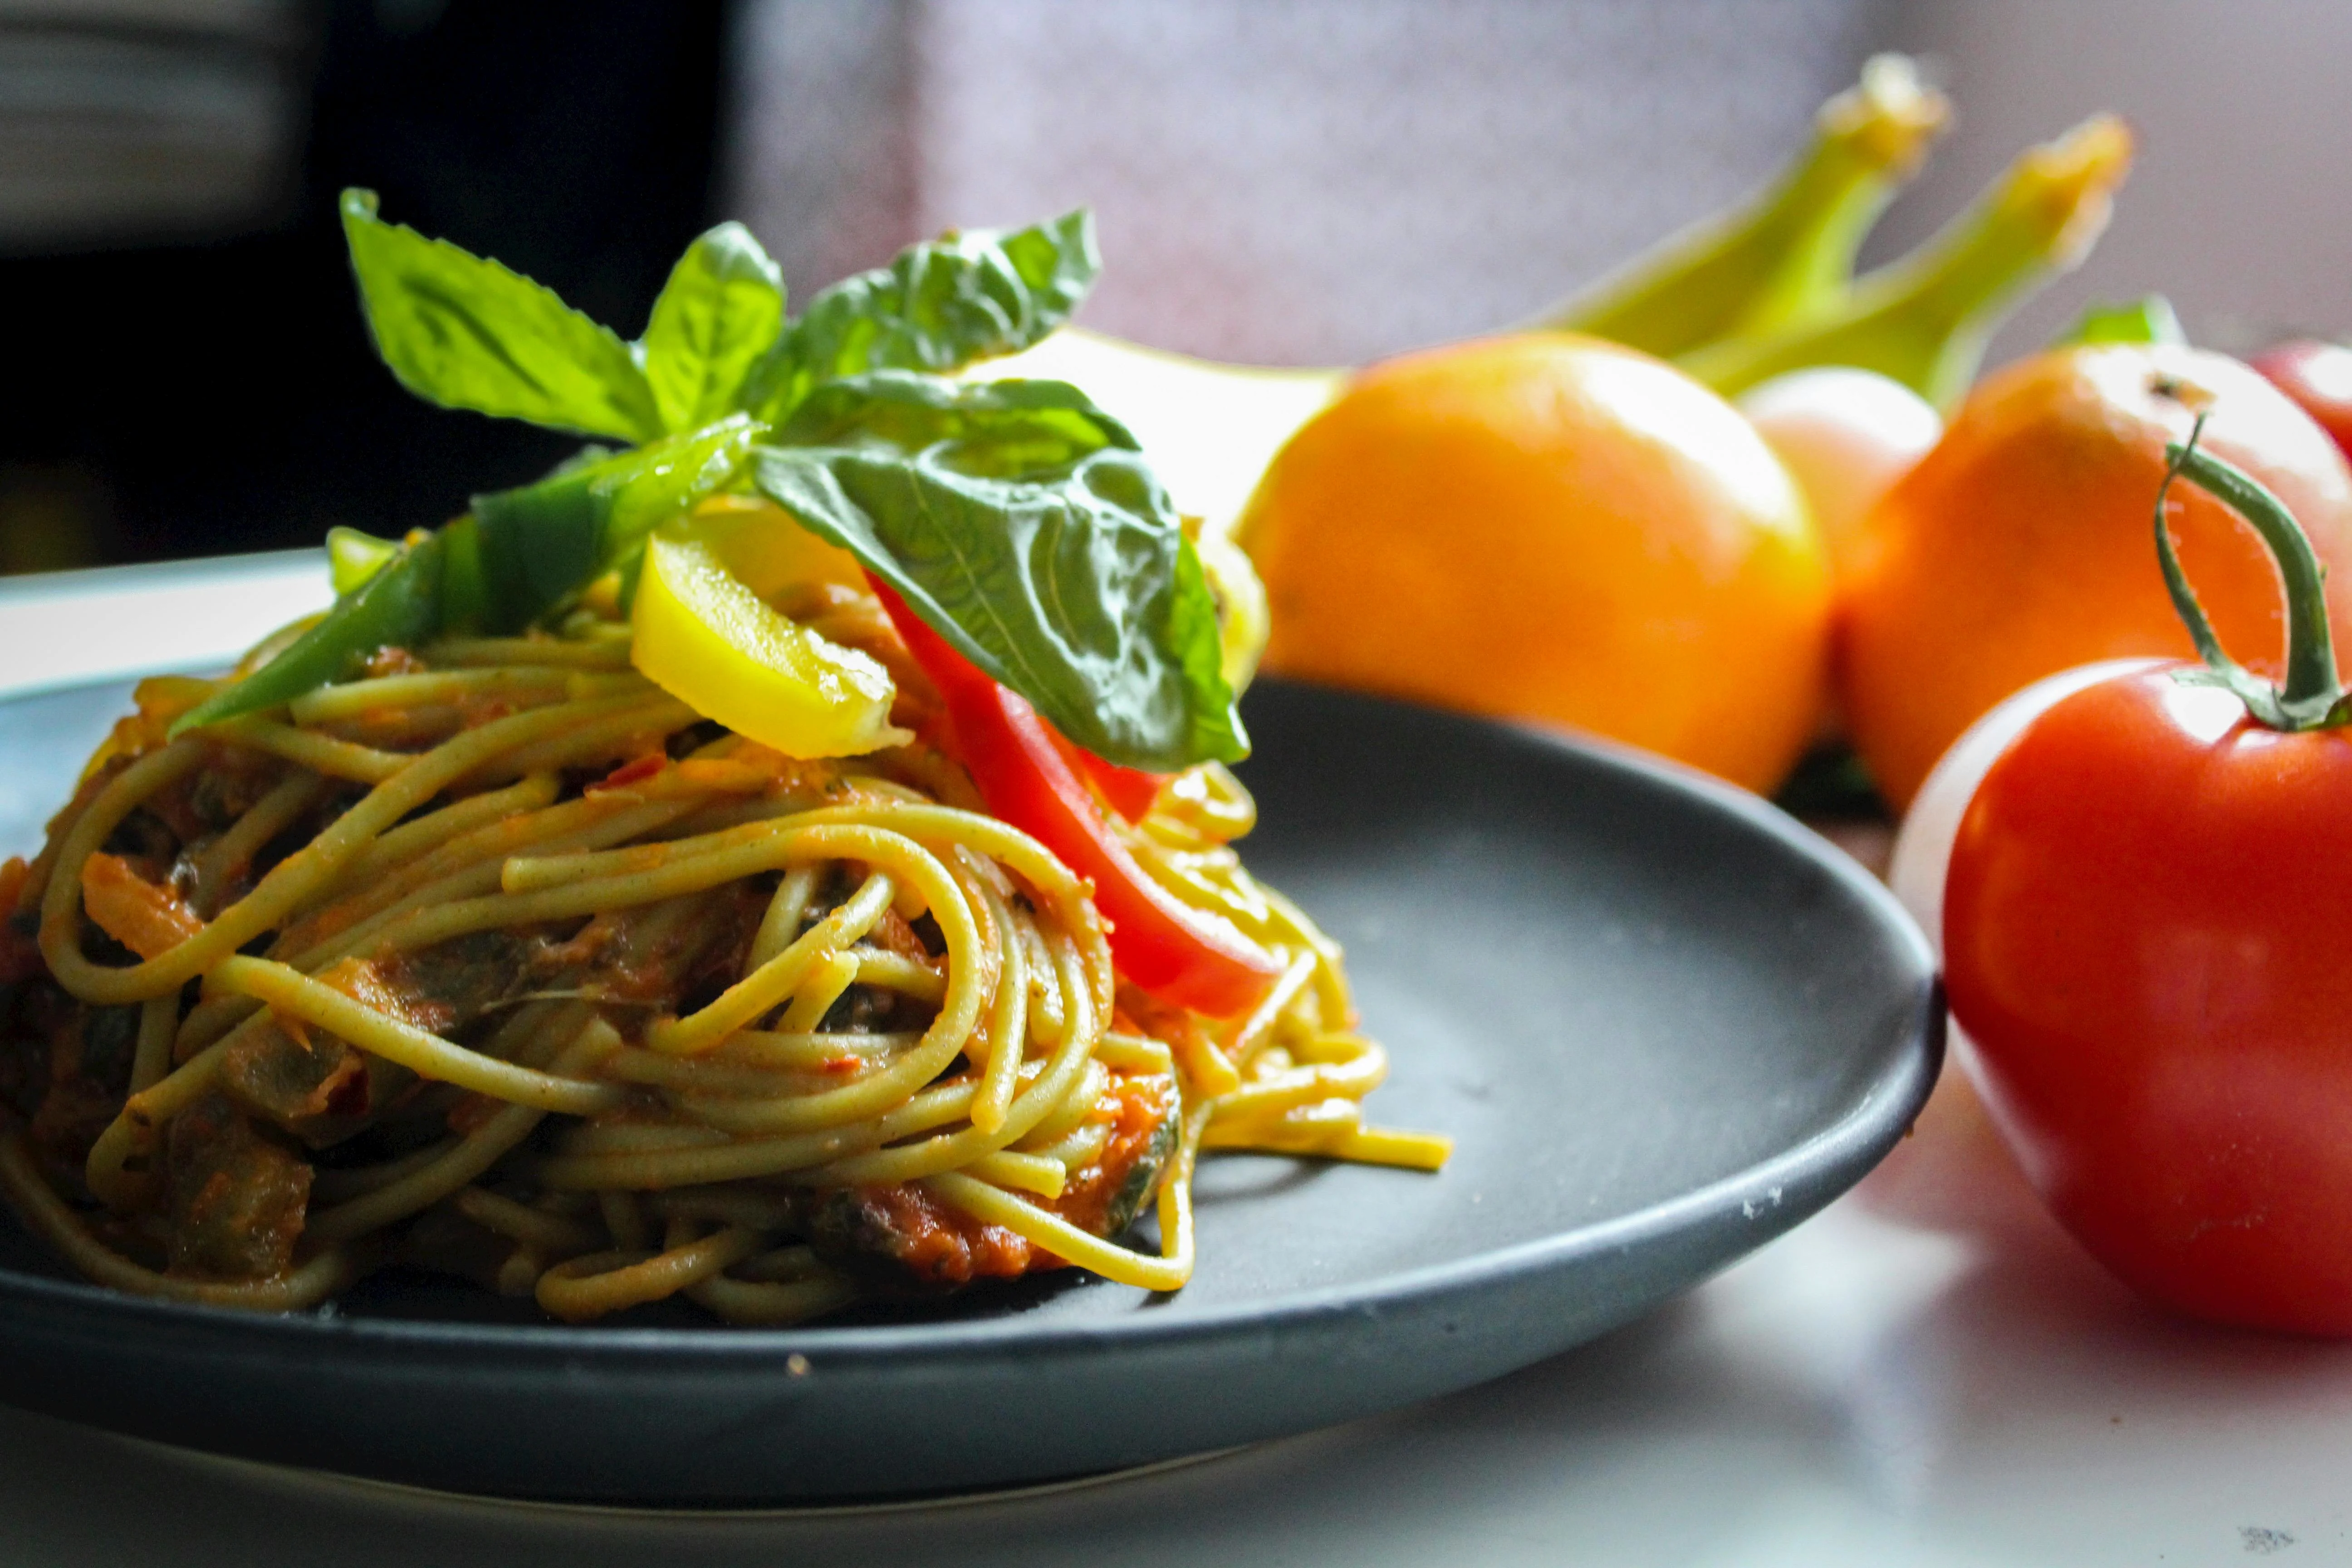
0,613 -> 1448,1323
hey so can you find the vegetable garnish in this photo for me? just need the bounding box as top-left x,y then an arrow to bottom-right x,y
631,511 -> 907,759
1939,418 -> 2352,1334
740,211 -> 1097,426
338,188 -> 667,443
753,374 -> 1244,770
873,581 -> 1283,1018
172,194 -> 1244,775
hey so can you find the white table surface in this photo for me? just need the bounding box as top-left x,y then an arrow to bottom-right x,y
0,559 -> 2346,1567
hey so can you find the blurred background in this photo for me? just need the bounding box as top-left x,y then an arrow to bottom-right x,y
0,0 -> 2345,573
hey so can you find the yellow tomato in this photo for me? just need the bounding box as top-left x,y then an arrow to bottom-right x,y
1240,334 -> 1831,793
630,503 -> 909,757
1736,366 -> 1941,592
1842,344 -> 2352,808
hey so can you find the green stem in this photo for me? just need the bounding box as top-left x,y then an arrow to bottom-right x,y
1679,113 -> 2134,408
2156,416 -> 2347,730
1531,54 -> 1949,357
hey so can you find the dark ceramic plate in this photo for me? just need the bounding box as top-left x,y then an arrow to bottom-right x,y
0,675 -> 1938,1505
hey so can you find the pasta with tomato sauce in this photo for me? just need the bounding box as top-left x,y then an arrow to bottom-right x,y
0,596 -> 1448,1324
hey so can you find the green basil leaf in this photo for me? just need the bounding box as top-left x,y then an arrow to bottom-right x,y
744,211 -> 1098,424
171,533 -> 446,736
775,365 -> 1142,466
469,415 -> 760,631
640,222 -> 787,432
340,188 -> 663,443
752,373 -> 1244,770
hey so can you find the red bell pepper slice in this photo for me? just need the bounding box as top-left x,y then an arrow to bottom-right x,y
872,582 -> 1282,1017
1056,735 -> 1165,823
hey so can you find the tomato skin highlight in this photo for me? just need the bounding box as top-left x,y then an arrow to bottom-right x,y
2252,340 -> 2352,465
870,583 -> 1282,1019
1944,665 -> 2352,1334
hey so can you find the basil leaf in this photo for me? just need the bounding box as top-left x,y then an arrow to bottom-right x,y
752,374 -> 1244,770
172,533 -> 446,736
744,211 -> 1098,424
469,415 -> 760,631
639,222 -> 787,433
775,365 -> 1142,464
340,188 -> 663,443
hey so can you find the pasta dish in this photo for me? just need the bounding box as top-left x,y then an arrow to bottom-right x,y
0,198 -> 1446,1324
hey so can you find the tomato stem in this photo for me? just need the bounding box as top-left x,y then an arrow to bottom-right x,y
2156,415 -> 2347,730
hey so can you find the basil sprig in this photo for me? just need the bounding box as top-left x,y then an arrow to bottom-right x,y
758,375 -> 1243,769
178,194 -> 1243,769
639,224 -> 788,432
339,190 -> 664,443
742,211 -> 1098,426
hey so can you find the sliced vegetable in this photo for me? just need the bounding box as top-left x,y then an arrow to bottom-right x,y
1065,745 -> 1165,822
876,582 -> 1279,1017
171,531 -> 446,736
468,414 -> 760,632
1188,520 -> 1270,694
179,421 -> 761,736
744,211 -> 1098,426
326,525 -> 398,595
80,854 -> 205,960
340,189 -> 662,443
632,518 -> 906,758
232,198 -> 1254,776
753,373 -> 1245,772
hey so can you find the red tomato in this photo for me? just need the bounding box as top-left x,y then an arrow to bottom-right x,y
2251,340 -> 2352,463
1943,666 -> 2352,1333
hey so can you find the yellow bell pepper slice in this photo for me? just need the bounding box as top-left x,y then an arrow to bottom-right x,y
631,506 -> 910,758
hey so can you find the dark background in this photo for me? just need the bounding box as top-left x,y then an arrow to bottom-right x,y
10,0 -> 2349,580
0,0 -> 729,571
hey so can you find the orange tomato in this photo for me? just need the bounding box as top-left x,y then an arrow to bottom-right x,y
1239,334 -> 1831,793
1842,344 -> 2352,809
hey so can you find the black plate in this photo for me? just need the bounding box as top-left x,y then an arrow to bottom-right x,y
0,676 -> 1938,1504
